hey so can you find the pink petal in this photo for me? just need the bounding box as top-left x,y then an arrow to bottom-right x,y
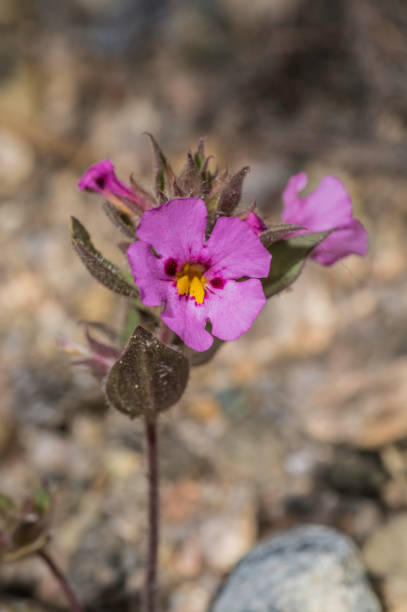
205,216 -> 271,280
127,241 -> 169,306
206,279 -> 266,341
282,173 -> 352,231
161,290 -> 213,352
311,218 -> 368,266
136,198 -> 207,262
161,279 -> 267,350
281,173 -> 368,265
78,160 -> 135,200
280,171 -> 308,220
245,212 -> 267,235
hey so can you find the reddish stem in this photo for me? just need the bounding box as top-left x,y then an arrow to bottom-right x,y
37,549 -> 83,612
144,417 -> 159,612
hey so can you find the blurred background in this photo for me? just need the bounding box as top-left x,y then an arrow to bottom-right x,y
1,0 -> 407,610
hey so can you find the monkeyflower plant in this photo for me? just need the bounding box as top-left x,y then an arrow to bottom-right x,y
67,137 -> 368,611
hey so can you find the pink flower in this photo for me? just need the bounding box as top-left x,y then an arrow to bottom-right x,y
127,198 -> 271,351
78,160 -> 135,200
281,172 -> 368,266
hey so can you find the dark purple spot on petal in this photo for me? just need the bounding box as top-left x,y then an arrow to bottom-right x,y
164,258 -> 177,276
96,176 -> 106,189
211,277 -> 225,289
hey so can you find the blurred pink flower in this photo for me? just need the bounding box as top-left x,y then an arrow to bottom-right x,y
78,159 -> 151,213
281,172 -> 368,266
127,198 -> 271,351
78,160 -> 135,200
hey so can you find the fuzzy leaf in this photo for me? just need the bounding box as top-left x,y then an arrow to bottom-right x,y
260,223 -> 304,247
71,217 -> 138,297
217,166 -> 250,215
262,231 -> 332,298
104,326 -> 189,419
103,202 -> 138,239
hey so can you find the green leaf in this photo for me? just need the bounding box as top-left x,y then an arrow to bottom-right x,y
262,231 -> 332,298
217,166 -> 250,216
71,217 -> 138,297
104,326 -> 189,419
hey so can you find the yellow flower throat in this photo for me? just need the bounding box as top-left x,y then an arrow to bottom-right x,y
176,263 -> 207,304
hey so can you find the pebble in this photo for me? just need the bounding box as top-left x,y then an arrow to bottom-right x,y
211,525 -> 382,612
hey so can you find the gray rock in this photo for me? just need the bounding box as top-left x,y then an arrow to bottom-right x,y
210,525 -> 382,612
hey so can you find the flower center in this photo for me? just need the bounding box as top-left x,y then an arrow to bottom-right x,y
176,262 -> 207,304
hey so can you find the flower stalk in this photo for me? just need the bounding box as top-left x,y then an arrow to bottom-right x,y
37,548 -> 83,612
144,416 -> 159,612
